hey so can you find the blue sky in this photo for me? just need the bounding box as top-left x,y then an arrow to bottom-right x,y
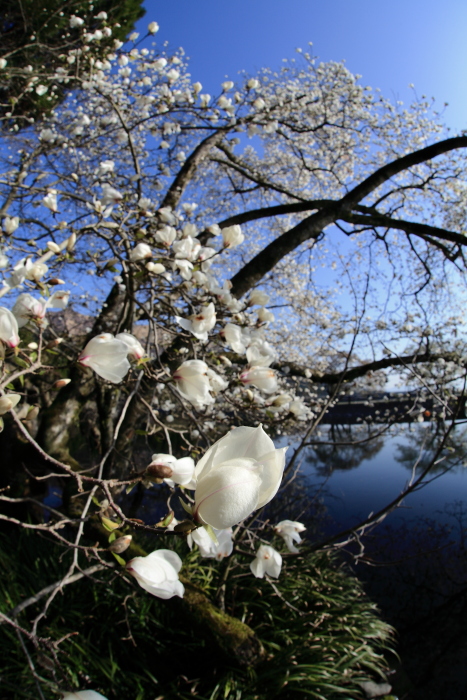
137,0 -> 467,133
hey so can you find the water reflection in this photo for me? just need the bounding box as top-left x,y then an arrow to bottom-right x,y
305,424 -> 385,476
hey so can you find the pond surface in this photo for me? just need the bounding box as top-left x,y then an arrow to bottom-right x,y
288,421 -> 467,536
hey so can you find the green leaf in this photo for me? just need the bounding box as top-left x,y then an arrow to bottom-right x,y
108,531 -> 117,543
204,524 -> 218,545
179,497 -> 193,516
112,552 -> 126,567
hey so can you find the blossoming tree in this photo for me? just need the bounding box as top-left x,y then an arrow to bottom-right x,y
0,9 -> 466,698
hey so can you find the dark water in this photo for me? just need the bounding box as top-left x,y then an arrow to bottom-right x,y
289,422 -> 467,699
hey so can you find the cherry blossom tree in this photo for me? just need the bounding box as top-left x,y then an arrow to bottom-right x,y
0,11 -> 466,697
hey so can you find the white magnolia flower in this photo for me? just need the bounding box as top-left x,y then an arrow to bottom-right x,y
200,93 -> 211,107
257,307 -> 275,324
221,323 -> 249,355
158,207 -> 177,224
182,223 -> 198,238
188,527 -> 233,560
35,84 -> 48,96
274,520 -> 306,553
193,425 -> 287,529
0,253 -> 8,268
42,191 -> 58,213
246,340 -> 276,367
24,260 -> 48,282
155,225 -> 177,247
100,184 -> 123,207
249,290 -> 270,306
129,242 -> 152,262
95,160 -> 115,177
78,333 -> 130,383
126,549 -> 184,599
222,80 -> 234,91
250,545 -> 282,578
289,399 -> 309,419
150,453 -> 196,488
240,367 -> 278,394
47,290 -> 70,309
62,692 -> 108,700
175,303 -> 216,342
207,368 -> 228,393
173,259 -> 193,280
148,21 -> 159,33
222,225 -> 244,248
0,307 -> 20,347
12,294 -> 47,328
69,15 -> 85,28
172,360 -> 214,407
0,394 -> 21,415
115,332 -> 145,360
247,78 -> 260,90
2,216 -> 20,235
172,236 -> 200,261
146,262 -> 166,274
0,58 -> 7,70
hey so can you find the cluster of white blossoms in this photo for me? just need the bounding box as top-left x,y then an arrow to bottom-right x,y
125,426 -> 306,596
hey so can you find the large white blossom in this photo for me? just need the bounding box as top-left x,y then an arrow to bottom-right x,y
12,294 -> 47,328
78,334 -> 130,383
126,549 -> 184,599
172,359 -> 214,407
115,332 -> 145,360
193,425 -> 287,529
240,366 -> 278,394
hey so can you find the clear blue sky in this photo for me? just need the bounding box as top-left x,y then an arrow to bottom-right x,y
137,0 -> 467,133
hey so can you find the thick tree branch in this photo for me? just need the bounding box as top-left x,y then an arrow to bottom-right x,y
230,136 -> 467,296
277,351 -> 463,384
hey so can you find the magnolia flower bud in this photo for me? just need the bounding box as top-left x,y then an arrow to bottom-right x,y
146,462 -> 174,479
2,216 -> 20,235
126,550 -> 184,599
24,406 -> 39,421
146,262 -> 166,274
0,394 -> 21,415
46,241 -> 61,254
193,425 -> 287,529
52,378 -> 71,389
67,232 -> 77,252
47,278 -> 65,285
108,535 -> 133,553
0,307 -> 20,348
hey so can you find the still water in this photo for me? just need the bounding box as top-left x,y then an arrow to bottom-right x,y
288,421 -> 467,536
